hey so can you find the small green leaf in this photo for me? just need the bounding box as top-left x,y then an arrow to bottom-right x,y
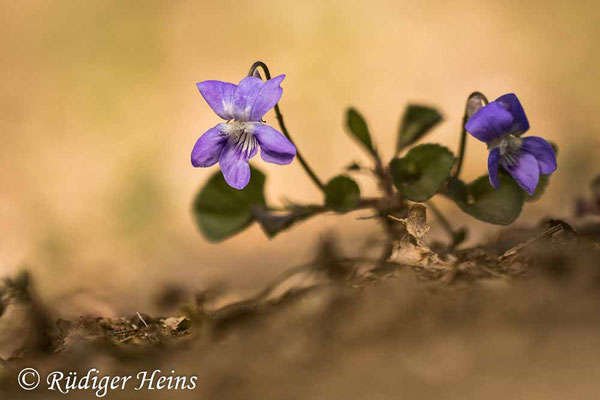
253,206 -> 321,238
446,174 -> 524,225
397,105 -> 443,152
324,175 -> 361,212
389,144 -> 454,202
346,108 -> 376,157
192,167 -> 266,242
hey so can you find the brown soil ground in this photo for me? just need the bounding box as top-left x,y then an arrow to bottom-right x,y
0,214 -> 599,399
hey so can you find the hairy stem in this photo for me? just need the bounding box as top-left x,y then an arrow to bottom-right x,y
248,61 -> 325,192
453,91 -> 489,178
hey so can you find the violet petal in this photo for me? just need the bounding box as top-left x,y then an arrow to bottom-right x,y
196,80 -> 237,120
465,102 -> 514,143
191,124 -> 228,167
218,139 -> 252,190
233,75 -> 285,121
496,93 -> 530,136
502,151 -> 540,195
488,147 -> 501,189
521,136 -> 557,175
252,123 -> 296,165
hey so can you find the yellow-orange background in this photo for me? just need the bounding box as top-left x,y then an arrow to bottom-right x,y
1,0 -> 599,314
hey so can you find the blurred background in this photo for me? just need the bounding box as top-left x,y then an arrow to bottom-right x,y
0,0 -> 599,316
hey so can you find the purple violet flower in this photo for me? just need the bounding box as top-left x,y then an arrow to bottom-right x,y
465,93 -> 557,195
191,75 -> 296,189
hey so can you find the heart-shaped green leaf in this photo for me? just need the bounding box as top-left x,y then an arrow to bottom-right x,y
192,166 -> 266,242
324,175 -> 361,212
396,104 -> 443,152
346,108 -> 376,157
390,144 -> 454,202
446,174 -> 524,225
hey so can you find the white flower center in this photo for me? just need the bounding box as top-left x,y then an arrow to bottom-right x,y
489,134 -> 522,167
222,122 -> 257,159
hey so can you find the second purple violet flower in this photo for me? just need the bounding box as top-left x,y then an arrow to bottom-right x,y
465,93 -> 557,195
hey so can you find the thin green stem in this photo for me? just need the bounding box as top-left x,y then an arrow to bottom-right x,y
426,200 -> 466,249
426,201 -> 454,239
276,197 -> 381,215
248,61 -> 325,192
453,91 -> 489,178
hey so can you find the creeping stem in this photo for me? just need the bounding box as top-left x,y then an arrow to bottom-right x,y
453,91 -> 489,178
248,61 -> 326,192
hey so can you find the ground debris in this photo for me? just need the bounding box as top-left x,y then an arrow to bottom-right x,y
161,316 -> 192,332
1,217 -> 595,363
388,211 -> 590,284
499,220 -> 576,263
388,204 -> 456,273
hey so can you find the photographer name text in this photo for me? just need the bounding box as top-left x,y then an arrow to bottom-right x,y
18,367 -> 197,396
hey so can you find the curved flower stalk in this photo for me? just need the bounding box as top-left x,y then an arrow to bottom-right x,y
465,94 -> 557,194
192,75 -> 297,189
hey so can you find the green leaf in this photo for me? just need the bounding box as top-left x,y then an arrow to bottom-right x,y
446,174 -> 524,225
389,144 -> 454,202
324,175 -> 361,212
253,206 -> 321,238
346,108 -> 376,157
397,105 -> 443,151
192,166 -> 266,242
